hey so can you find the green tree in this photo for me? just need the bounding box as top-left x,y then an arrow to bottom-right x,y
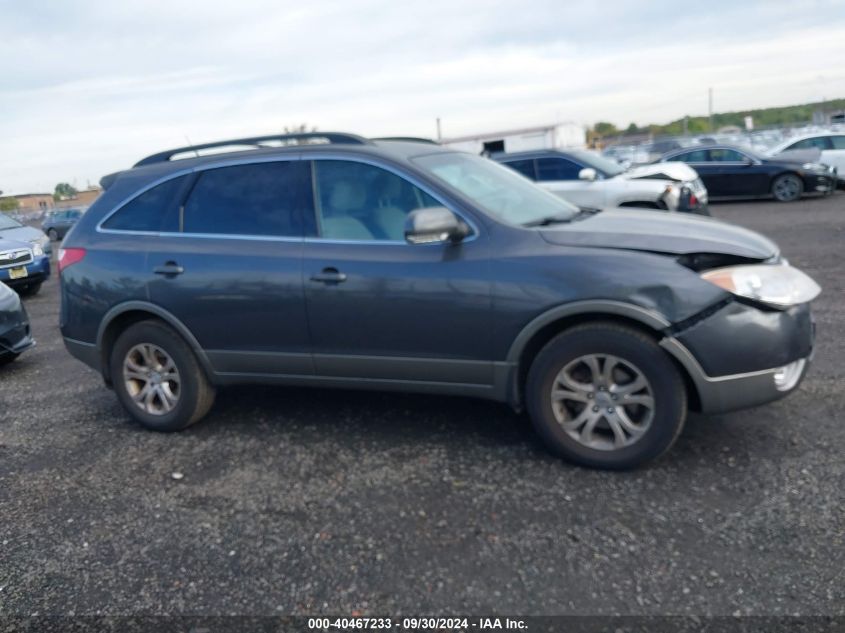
593,121 -> 618,136
53,182 -> 78,201
0,197 -> 19,212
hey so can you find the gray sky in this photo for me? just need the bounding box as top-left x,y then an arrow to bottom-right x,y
2,0 -> 845,194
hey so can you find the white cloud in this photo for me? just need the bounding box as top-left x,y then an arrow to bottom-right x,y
1,0 -> 844,193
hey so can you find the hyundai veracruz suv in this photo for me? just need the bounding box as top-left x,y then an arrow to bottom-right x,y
59,133 -> 820,469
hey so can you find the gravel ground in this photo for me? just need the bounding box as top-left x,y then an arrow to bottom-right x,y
1,194 -> 843,617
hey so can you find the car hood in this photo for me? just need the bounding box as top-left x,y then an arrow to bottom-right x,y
539,209 -> 778,260
0,224 -> 46,245
618,161 -> 699,182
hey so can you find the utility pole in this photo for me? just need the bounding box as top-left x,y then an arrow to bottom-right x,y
436,117 -> 442,141
708,87 -> 714,132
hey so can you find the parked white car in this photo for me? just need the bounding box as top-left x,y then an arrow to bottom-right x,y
494,149 -> 709,214
768,133 -> 845,182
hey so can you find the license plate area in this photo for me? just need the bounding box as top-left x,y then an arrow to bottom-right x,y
9,266 -> 28,280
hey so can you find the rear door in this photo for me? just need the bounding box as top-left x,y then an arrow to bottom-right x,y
145,160 -> 313,376
708,148 -> 770,196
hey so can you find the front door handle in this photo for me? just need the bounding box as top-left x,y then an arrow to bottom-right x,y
310,267 -> 347,284
153,262 -> 184,276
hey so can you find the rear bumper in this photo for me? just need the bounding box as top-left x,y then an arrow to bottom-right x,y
661,301 -> 815,414
63,336 -> 101,372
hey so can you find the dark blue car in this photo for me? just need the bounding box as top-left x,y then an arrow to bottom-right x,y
0,272 -> 35,365
0,236 -> 51,296
59,133 -> 820,469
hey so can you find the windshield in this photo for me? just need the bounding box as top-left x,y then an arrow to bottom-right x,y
0,214 -> 23,230
413,152 -> 579,226
566,150 -> 626,177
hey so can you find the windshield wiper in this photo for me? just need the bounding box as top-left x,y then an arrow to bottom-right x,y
522,214 -> 573,227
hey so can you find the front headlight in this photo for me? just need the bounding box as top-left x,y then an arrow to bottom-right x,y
32,244 -> 44,256
701,264 -> 821,309
802,162 -> 826,172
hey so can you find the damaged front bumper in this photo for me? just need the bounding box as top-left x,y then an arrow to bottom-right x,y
661,300 -> 814,414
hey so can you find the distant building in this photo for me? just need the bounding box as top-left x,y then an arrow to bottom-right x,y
55,187 -> 102,209
441,122 -> 586,155
7,193 -> 55,217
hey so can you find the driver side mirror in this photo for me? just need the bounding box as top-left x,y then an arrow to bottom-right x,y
578,167 -> 598,181
743,156 -> 755,166
404,207 -> 470,244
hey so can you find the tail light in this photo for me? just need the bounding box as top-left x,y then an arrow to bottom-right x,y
58,247 -> 86,272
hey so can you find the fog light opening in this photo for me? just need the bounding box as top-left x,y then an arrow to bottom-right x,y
773,359 -> 806,392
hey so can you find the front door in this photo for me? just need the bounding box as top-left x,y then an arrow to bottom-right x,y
301,158 -> 493,386
146,160 -> 313,375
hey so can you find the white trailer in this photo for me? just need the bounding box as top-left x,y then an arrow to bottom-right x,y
441,122 -> 586,155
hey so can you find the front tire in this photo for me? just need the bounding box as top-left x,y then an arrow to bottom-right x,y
110,320 -> 216,431
0,353 -> 20,367
17,282 -> 42,297
525,322 -> 687,470
772,173 -> 803,202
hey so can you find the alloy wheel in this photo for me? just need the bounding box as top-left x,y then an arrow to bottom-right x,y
773,175 -> 801,201
550,354 -> 655,451
123,343 -> 181,415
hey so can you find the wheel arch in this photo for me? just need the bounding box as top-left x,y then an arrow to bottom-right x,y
505,301 -> 701,411
97,301 -> 214,386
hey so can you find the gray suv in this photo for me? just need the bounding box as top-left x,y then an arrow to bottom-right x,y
59,133 -> 820,469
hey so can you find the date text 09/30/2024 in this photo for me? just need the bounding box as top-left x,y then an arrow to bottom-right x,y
307,617 -> 527,630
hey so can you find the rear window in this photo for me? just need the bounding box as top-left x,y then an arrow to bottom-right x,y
102,175 -> 188,232
182,162 -> 310,237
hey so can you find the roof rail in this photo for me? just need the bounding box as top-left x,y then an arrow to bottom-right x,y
133,132 -> 371,167
372,136 -> 439,145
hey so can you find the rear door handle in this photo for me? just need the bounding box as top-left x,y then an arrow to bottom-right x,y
153,262 -> 184,276
310,267 -> 347,284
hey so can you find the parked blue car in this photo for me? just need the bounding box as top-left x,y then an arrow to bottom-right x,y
42,207 -> 85,241
0,236 -> 51,295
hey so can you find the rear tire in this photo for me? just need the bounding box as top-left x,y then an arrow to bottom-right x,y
110,320 -> 216,431
525,322 -> 687,470
772,173 -> 803,202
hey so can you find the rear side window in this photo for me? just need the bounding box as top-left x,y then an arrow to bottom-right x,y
673,150 -> 708,162
183,162 -> 310,237
831,136 -> 845,150
102,175 -> 188,232
502,159 -> 537,180
535,157 -> 580,181
709,149 -> 746,162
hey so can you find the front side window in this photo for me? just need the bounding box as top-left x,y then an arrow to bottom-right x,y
830,136 -> 845,150
502,159 -> 537,180
414,152 -> 579,227
102,175 -> 189,232
312,160 -> 439,241
183,162 -> 310,237
535,157 -> 581,181
709,149 -> 746,162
